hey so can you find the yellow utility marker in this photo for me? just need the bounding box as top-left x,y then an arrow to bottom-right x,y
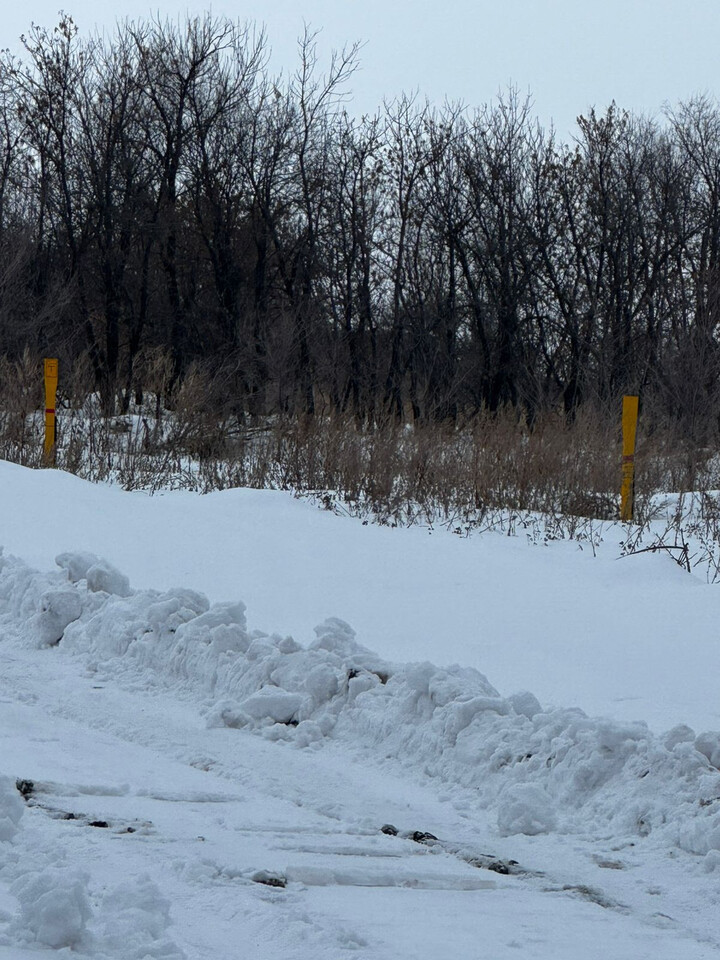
620,394 -> 638,522
44,358 -> 58,464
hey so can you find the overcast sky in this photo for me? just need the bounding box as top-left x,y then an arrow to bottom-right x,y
3,1 -> 719,138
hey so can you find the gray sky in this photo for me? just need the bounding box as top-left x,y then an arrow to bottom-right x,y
3,0 -> 720,138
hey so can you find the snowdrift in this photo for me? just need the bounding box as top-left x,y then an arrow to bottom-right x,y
1,547 -> 720,871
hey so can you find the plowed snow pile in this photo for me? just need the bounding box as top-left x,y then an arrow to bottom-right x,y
2,547 -> 719,869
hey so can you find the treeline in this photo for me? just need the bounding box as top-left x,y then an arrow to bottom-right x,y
2,14 -> 720,432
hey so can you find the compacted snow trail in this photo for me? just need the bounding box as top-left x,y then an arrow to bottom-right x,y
0,635 -> 719,959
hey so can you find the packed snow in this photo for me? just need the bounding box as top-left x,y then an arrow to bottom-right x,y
1,460 -> 720,958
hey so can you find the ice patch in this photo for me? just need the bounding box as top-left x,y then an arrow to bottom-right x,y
284,864 -> 496,889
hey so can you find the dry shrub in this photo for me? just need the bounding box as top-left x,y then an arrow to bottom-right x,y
168,361 -> 247,461
0,349 -> 44,466
201,405 -> 626,523
463,405 -> 620,518
5,349 -> 720,527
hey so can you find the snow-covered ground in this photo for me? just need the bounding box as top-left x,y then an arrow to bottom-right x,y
1,460 -> 720,958
2,459 -> 719,732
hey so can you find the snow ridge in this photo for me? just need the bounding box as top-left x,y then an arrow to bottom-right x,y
2,547 -> 720,869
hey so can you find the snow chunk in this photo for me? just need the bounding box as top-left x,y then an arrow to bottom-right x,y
56,550 -> 100,582
405,661 -> 441,696
174,600 -> 249,655
303,663 -> 340,704
497,783 -> 557,836
239,688 -> 305,724
277,635 -> 302,654
205,699 -> 248,729
295,719 -> 324,747
176,599 -> 247,632
57,551 -> 131,596
663,724 -> 695,750
446,696 -> 510,741
347,671 -> 380,702
311,617 -> 357,653
508,690 -> 543,719
86,558 -> 131,596
695,731 -> 720,769
98,874 -> 185,959
0,775 -> 24,841
11,867 -> 91,949
26,588 -> 82,647
404,662 -> 499,704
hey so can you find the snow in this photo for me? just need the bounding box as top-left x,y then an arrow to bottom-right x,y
26,588 -> 83,648
1,460 -> 720,958
497,783 -> 557,837
10,867 -> 92,950
97,876 -> 184,959
57,551 -> 131,597
2,460 -> 720,733
0,778 -> 23,842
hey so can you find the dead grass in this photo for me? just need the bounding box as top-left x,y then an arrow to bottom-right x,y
1,351 -> 719,530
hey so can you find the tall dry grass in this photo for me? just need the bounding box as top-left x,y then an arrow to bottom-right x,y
1,351 -> 719,528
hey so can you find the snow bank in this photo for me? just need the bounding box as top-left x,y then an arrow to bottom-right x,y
2,549 -> 720,867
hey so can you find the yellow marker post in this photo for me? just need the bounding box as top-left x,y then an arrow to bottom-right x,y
620,395 -> 639,522
43,358 -> 58,464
